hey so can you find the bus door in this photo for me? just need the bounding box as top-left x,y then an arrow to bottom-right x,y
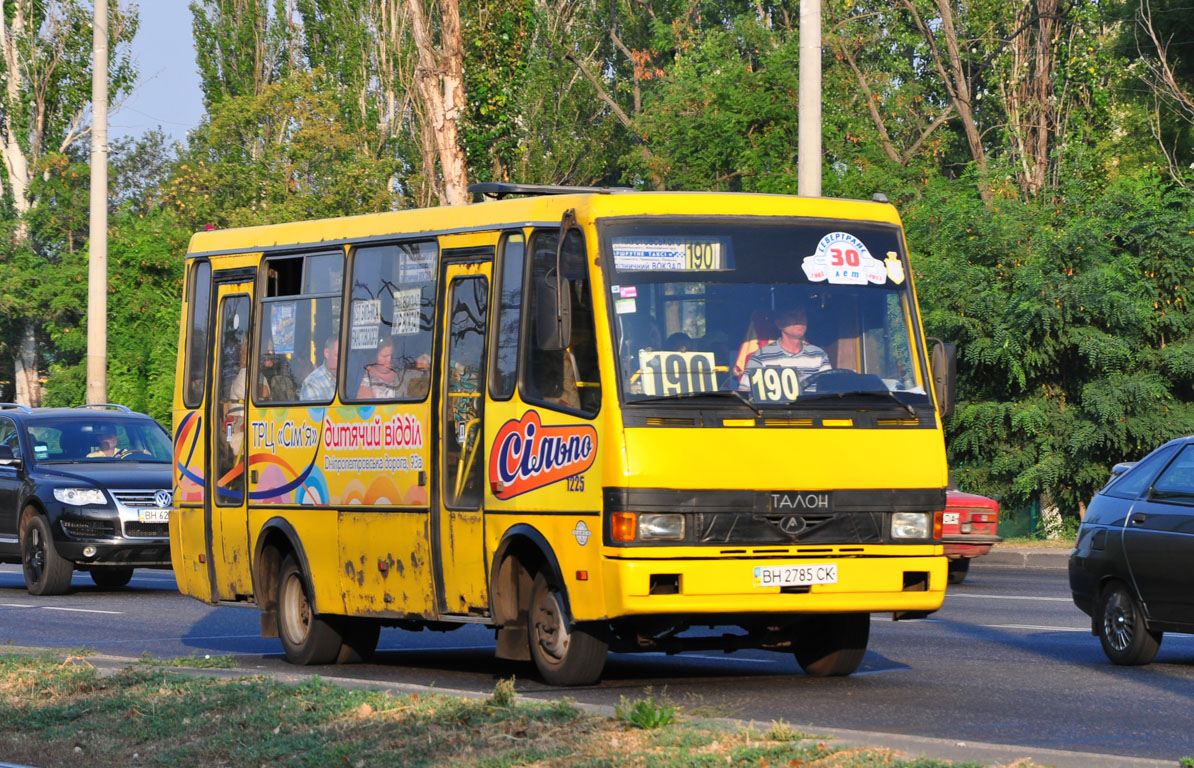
434,259 -> 492,615
207,274 -> 256,600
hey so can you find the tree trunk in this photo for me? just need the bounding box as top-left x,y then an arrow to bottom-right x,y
901,0 -> 990,200
1004,0 -> 1062,199
405,0 -> 469,206
13,323 -> 41,407
0,2 -> 38,404
1038,492 -> 1063,540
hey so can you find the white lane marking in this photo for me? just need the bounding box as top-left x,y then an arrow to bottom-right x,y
0,603 -> 34,608
851,667 -> 904,676
947,593 -> 1071,602
899,617 -> 1086,632
981,623 -> 1087,632
178,634 -> 282,641
43,606 -> 123,615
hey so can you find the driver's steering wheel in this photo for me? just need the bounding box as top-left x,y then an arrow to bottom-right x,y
801,368 -> 857,393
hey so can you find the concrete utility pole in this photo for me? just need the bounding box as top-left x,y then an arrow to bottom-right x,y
797,0 -> 822,197
87,2 -> 109,404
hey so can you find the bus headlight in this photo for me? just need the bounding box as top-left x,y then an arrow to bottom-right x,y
638,514 -> 685,541
891,512 -> 931,540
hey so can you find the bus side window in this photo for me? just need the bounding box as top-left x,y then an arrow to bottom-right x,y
344,240 -> 437,402
183,260 -> 212,408
490,232 -> 525,400
256,252 -> 344,404
524,229 -> 601,416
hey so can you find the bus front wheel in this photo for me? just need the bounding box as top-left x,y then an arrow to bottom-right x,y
277,554 -> 343,665
793,613 -> 869,676
528,572 -> 607,685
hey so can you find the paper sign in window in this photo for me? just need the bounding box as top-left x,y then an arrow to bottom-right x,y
393,288 -> 421,335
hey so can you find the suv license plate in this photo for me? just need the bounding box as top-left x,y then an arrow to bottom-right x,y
753,563 -> 838,588
139,509 -> 170,524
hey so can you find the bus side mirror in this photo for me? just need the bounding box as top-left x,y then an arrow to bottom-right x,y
536,269 -> 572,351
930,340 -> 957,419
537,209 -> 578,352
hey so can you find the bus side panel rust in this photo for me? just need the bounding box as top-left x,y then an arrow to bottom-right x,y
337,510 -> 436,616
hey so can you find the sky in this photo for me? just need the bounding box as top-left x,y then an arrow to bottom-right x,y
109,2 -> 204,145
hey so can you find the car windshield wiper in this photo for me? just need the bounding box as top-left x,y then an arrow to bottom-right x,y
630,390 -> 762,418
796,389 -> 918,418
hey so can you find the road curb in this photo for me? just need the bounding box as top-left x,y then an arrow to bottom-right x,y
973,547 -> 1071,570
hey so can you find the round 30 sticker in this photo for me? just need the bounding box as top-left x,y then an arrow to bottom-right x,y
802,232 -> 887,285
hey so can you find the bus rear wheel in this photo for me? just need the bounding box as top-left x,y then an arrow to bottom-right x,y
335,618 -> 381,664
277,554 -> 343,665
528,572 -> 607,686
793,613 -> 869,677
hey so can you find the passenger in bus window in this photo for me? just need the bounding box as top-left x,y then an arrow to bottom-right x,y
357,338 -> 398,400
541,349 -> 581,410
300,336 -> 339,401
260,348 -> 297,401
732,310 -> 776,377
666,332 -> 693,352
737,306 -> 830,391
396,353 -> 432,400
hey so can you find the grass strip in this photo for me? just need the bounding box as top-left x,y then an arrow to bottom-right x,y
0,652 -> 1035,768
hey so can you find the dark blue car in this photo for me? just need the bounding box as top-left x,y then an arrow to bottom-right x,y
0,404 -> 173,595
1069,436 -> 1194,665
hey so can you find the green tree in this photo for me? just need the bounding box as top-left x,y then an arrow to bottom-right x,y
41,208 -> 187,424
35,133 -> 185,421
161,70 -> 400,230
0,0 -> 138,404
909,168 -> 1194,517
191,0 -> 299,108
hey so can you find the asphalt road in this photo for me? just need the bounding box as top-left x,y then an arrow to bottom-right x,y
1,559 -> 1191,766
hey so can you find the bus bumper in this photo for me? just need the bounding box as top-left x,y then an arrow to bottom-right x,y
597,554 -> 947,617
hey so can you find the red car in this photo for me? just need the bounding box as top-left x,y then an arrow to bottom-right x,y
943,490 -> 1001,584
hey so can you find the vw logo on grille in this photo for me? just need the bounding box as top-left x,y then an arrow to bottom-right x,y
777,515 -> 807,535
154,490 -> 173,508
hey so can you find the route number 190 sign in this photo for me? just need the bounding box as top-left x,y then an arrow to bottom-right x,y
638,350 -> 718,397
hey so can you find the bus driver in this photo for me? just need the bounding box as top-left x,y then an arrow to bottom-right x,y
738,306 -> 830,392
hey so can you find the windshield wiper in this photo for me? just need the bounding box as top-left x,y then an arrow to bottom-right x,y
630,390 -> 763,418
797,389 -> 918,418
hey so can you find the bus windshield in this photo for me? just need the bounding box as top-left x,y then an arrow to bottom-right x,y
602,218 -> 929,408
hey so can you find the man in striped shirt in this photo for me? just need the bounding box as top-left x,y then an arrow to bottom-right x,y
300,336 -> 340,402
738,306 -> 831,395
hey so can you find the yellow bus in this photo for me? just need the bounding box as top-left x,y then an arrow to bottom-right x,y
170,184 -> 955,684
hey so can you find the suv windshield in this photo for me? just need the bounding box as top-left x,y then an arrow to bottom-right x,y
27,418 -> 172,464
603,218 -> 929,408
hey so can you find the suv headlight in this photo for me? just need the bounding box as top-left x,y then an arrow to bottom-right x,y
891,511 -> 931,539
53,488 -> 107,506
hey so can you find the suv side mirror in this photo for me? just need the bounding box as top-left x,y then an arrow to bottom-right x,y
0,445 -> 19,465
929,340 -> 957,419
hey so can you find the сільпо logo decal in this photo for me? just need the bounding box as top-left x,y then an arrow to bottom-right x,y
489,411 -> 597,500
